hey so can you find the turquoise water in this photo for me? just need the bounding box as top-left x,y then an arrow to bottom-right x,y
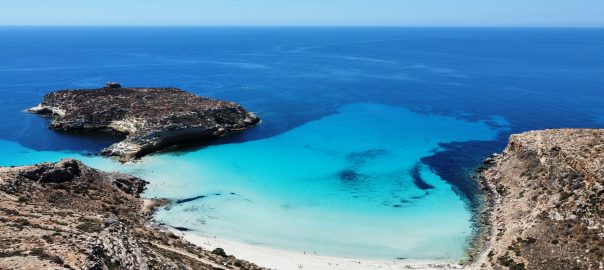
0,103 -> 500,259
1,27 -> 603,261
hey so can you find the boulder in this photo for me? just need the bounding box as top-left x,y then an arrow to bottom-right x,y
105,82 -> 122,88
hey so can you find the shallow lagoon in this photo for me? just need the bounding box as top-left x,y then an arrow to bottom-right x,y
0,103 -> 500,259
1,27 -> 603,261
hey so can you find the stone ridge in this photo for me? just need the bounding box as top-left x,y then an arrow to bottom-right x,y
475,129 -> 604,270
29,87 -> 260,162
0,159 -> 265,270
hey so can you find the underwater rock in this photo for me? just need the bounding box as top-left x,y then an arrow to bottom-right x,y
173,226 -> 191,232
410,163 -> 435,190
176,195 -> 208,204
338,169 -> 363,181
346,149 -> 387,166
28,85 -> 260,162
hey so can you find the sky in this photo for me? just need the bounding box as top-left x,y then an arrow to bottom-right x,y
1,0 -> 603,27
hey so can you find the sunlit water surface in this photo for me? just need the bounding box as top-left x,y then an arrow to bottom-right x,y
1,27 -> 603,260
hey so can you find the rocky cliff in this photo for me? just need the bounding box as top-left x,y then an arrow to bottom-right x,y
476,129 -> 604,270
29,86 -> 260,162
0,159 -> 264,270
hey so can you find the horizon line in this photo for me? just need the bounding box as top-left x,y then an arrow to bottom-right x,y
1,24 -> 604,29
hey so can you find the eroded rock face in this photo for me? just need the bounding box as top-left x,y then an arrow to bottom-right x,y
19,159 -> 82,184
29,87 -> 260,162
0,159 -> 264,270
476,129 -> 604,270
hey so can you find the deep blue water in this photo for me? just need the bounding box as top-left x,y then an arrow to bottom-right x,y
1,27 -> 603,260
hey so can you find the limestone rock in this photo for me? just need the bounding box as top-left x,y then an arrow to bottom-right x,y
105,82 -> 122,88
476,129 -> 604,270
0,159 -> 265,270
28,86 -> 260,162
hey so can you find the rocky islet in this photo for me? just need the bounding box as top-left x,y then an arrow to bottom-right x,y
28,83 -> 260,162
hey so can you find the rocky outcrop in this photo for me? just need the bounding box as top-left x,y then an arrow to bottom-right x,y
29,86 -> 260,162
0,159 -> 264,270
476,129 -> 604,270
18,159 -> 82,184
104,82 -> 121,88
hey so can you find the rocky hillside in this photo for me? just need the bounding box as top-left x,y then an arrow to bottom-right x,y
476,129 -> 604,270
29,86 -> 259,162
0,159 -> 264,270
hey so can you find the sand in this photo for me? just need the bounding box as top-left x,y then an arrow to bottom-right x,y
172,229 -> 465,270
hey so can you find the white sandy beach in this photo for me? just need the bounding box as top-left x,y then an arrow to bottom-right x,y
171,229 -> 465,270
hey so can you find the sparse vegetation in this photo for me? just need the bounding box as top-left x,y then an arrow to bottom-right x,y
76,222 -> 103,233
479,129 -> 604,269
0,159 -> 262,269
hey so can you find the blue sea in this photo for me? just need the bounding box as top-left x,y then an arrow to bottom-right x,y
1,27 -> 603,261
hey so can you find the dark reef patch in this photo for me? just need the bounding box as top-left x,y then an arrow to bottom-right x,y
421,135 -> 507,208
175,195 -> 208,205
174,192 -> 242,205
338,169 -> 365,182
173,226 -> 191,232
410,192 -> 430,200
410,163 -> 435,190
346,149 -> 387,166
337,149 -> 386,184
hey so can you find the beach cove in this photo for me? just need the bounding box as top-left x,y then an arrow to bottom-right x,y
1,27 -> 603,269
0,102 -> 502,263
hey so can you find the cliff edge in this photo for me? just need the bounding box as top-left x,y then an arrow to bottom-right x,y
477,129 -> 603,269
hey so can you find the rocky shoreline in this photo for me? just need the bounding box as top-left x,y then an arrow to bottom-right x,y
472,129 -> 604,269
29,84 -> 260,162
0,159 -> 468,270
5,110 -> 603,270
0,159 -> 265,270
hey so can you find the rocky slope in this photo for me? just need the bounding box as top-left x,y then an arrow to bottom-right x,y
476,129 -> 604,270
29,86 -> 259,162
0,159 -> 264,270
